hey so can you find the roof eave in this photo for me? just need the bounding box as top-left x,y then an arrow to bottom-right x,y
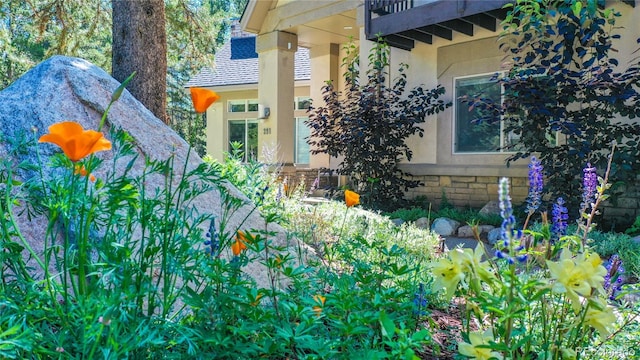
240,0 -> 274,34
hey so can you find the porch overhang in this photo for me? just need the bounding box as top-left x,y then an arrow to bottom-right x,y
365,0 -> 636,51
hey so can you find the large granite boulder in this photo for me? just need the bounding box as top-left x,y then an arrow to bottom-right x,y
0,56 -> 296,288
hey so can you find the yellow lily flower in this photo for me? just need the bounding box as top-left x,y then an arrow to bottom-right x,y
456,244 -> 495,284
547,249 -> 593,312
583,298 -> 617,340
431,256 -> 465,301
458,329 -> 503,360
577,251 -> 607,295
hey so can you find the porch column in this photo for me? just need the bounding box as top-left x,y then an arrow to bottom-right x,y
309,43 -> 340,169
256,31 -> 297,164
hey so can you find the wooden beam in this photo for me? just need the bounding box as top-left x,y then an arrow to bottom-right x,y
464,13 -> 497,32
382,34 -> 414,51
485,8 -> 510,20
367,0 -> 511,39
439,19 -> 474,36
397,29 -> 433,44
417,24 -> 453,40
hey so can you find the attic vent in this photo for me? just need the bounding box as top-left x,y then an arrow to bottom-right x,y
230,37 -> 258,60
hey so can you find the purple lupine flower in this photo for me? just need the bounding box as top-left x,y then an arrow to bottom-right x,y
497,177 -> 524,263
204,217 -> 219,256
526,156 -> 544,214
310,177 -> 320,193
582,163 -> 598,211
413,283 -> 428,316
604,255 -> 626,300
499,178 -> 516,244
551,197 -> 568,242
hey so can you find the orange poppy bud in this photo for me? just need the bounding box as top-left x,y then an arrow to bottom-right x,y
251,293 -> 264,306
190,87 -> 220,113
313,294 -> 326,316
344,190 -> 360,207
39,121 -> 112,162
231,239 -> 247,256
74,165 -> 96,182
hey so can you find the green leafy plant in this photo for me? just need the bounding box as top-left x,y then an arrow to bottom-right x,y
430,151 -> 640,359
624,215 -> 640,237
469,0 -> 640,212
307,40 -> 450,211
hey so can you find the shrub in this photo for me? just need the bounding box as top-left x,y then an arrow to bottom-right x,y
307,40 -> 450,211
469,0 -> 640,212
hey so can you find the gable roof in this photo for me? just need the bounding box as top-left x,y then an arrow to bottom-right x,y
185,35 -> 310,89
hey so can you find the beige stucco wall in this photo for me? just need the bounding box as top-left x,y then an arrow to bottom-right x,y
203,85 -> 310,163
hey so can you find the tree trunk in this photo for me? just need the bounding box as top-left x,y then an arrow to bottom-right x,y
112,0 -> 167,123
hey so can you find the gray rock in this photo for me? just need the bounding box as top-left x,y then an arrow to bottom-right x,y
414,217 -> 430,229
457,224 -> 496,239
431,217 -> 461,237
0,56 -> 298,288
487,228 -> 503,246
632,235 -> 640,244
391,218 -> 405,227
479,200 -> 501,216
457,225 -> 475,238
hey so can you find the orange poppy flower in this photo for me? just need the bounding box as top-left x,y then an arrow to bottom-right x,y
231,230 -> 250,256
313,294 -> 326,316
190,87 -> 220,113
74,165 -> 96,182
39,121 -> 112,162
345,190 -> 360,207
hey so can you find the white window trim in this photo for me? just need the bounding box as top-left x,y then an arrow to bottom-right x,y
228,118 -> 258,162
227,99 -> 259,113
294,116 -> 310,165
452,72 -> 516,155
294,96 -> 312,111
453,72 -> 562,154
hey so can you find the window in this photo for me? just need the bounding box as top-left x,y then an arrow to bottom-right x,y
454,74 -> 507,153
294,117 -> 311,164
295,96 -> 311,111
228,119 -> 258,161
228,99 -> 259,113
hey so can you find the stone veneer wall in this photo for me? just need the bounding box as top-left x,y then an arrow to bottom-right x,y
278,170 -> 639,226
405,175 -> 529,209
404,174 -> 639,226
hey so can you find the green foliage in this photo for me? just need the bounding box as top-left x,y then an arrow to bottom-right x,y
470,0 -> 640,211
307,40 -> 450,211
0,103 -> 442,358
589,228 -> 640,280
429,156 -> 640,359
386,207 -> 429,222
624,215 -> 640,236
386,205 -> 503,227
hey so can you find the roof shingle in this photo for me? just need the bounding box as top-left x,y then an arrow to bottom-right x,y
185,36 -> 310,88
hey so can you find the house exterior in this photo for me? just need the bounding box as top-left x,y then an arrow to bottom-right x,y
186,22 -> 312,164
191,0 -> 639,219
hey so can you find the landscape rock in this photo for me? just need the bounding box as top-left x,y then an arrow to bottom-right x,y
457,225 -> 475,238
431,217 -> 461,237
391,218 -> 405,227
479,200 -> 501,216
0,56 -> 297,288
632,235 -> 640,244
414,217 -> 430,229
